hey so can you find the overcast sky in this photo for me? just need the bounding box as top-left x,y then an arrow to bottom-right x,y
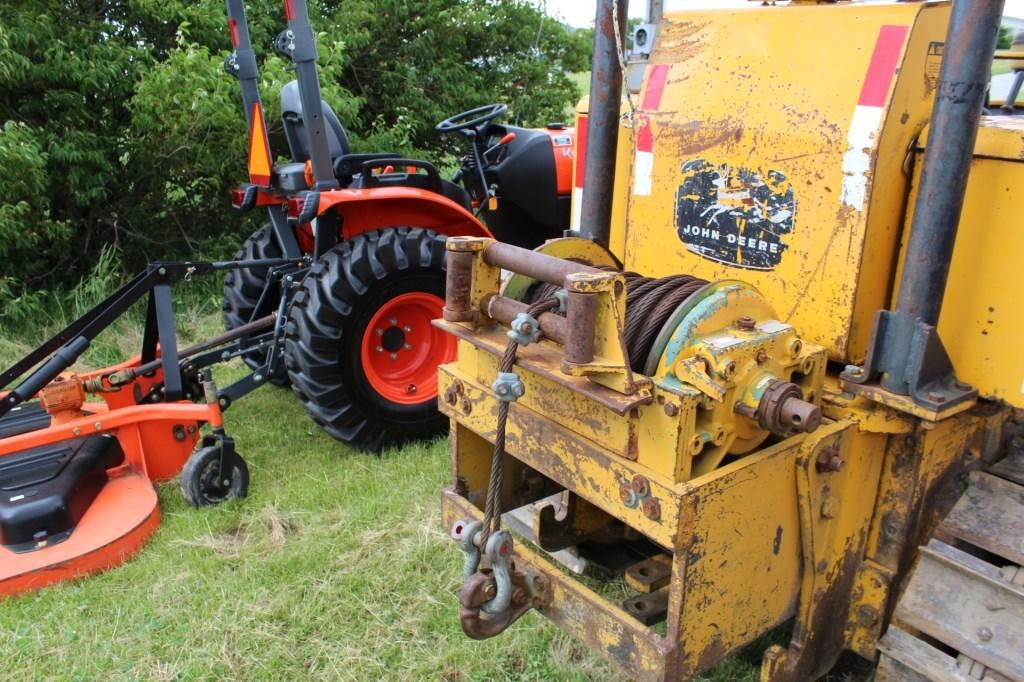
540,0 -> 1024,29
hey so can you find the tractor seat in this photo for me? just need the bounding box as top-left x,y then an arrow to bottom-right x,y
280,80 -> 352,162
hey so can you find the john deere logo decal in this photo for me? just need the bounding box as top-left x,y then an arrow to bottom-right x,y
675,160 -> 795,270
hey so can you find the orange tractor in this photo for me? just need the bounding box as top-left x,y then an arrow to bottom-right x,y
221,0 -> 578,451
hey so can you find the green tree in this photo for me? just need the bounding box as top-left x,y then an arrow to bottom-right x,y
998,26 -> 1013,50
0,0 -> 589,306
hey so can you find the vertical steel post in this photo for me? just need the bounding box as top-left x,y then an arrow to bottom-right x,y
877,0 -> 1005,396
279,0 -> 339,191
647,0 -> 663,25
579,0 -> 627,244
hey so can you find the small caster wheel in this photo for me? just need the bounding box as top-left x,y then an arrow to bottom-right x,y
180,446 -> 249,507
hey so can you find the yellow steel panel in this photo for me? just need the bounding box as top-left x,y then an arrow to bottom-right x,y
614,3 -> 950,364
896,119 -> 1024,408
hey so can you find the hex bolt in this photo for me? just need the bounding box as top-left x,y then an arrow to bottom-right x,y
816,446 -> 844,473
461,397 -> 473,415
390,353 -> 398,360
619,484 -> 639,508
376,345 -> 384,353
376,328 -> 384,336
955,381 -> 971,391
641,497 -> 661,521
631,475 -> 650,497
187,425 -> 197,434
404,343 -> 413,351
512,588 -> 528,606
927,391 -> 947,404
389,318 -> 398,326
482,582 -> 496,597
756,350 -> 768,365
844,364 -> 863,376
94,422 -> 103,431
736,316 -> 756,331
663,403 -> 679,417
977,626 -> 993,642
403,326 -> 412,333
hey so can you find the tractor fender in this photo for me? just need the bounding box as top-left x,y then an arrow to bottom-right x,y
314,187 -> 493,241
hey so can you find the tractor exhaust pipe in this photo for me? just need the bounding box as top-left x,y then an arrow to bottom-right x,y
579,0 -> 628,244
847,0 -> 1005,407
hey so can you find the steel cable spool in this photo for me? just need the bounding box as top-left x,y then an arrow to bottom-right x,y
526,269 -> 711,373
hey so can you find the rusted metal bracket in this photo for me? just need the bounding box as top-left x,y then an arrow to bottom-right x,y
458,566 -> 548,640
442,237 -> 649,398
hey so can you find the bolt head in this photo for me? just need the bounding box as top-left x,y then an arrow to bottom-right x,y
406,384 -> 417,394
736,316 -> 756,331
404,343 -> 412,351
389,318 -> 398,326
641,497 -> 661,521
630,475 -> 650,497
619,484 -> 638,508
376,328 -> 384,336
977,626 -> 993,642
663,403 -> 679,417
403,326 -> 412,333
390,353 -> 398,360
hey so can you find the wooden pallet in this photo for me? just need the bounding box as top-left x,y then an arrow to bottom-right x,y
877,452 -> 1024,682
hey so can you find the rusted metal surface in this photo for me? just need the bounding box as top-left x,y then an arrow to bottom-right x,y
579,0 -> 626,243
850,0 -> 1004,410
433,321 -> 651,416
458,566 -> 543,640
444,250 -> 475,322
624,555 -> 672,593
483,294 -> 568,345
622,588 -> 670,626
563,291 -> 597,364
482,241 -> 602,287
758,380 -> 822,436
442,489 -> 671,681
894,0 -> 1005,332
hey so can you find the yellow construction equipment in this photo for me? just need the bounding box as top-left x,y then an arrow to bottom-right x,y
436,1 -> 1023,680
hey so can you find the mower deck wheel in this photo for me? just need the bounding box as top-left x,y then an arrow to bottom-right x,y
180,446 -> 250,507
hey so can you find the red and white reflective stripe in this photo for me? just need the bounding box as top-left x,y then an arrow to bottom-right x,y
633,64 -> 669,197
571,113 -> 589,230
840,25 -> 909,211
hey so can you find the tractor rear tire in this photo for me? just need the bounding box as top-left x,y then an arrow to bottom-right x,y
284,227 -> 455,452
222,224 -> 289,386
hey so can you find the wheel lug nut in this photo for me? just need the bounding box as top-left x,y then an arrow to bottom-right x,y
407,384 -> 417,394
389,318 -> 398,326
390,353 -> 398,360
404,343 -> 412,350
376,345 -> 384,353
376,328 -> 384,336
403,326 -> 411,333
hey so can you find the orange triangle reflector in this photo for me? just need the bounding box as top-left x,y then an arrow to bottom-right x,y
247,102 -> 273,187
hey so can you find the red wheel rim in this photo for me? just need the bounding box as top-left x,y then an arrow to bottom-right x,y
360,292 -> 456,405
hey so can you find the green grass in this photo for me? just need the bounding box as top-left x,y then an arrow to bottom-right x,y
0,294 -> 871,680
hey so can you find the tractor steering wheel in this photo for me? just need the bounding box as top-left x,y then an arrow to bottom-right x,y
436,103 -> 508,134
